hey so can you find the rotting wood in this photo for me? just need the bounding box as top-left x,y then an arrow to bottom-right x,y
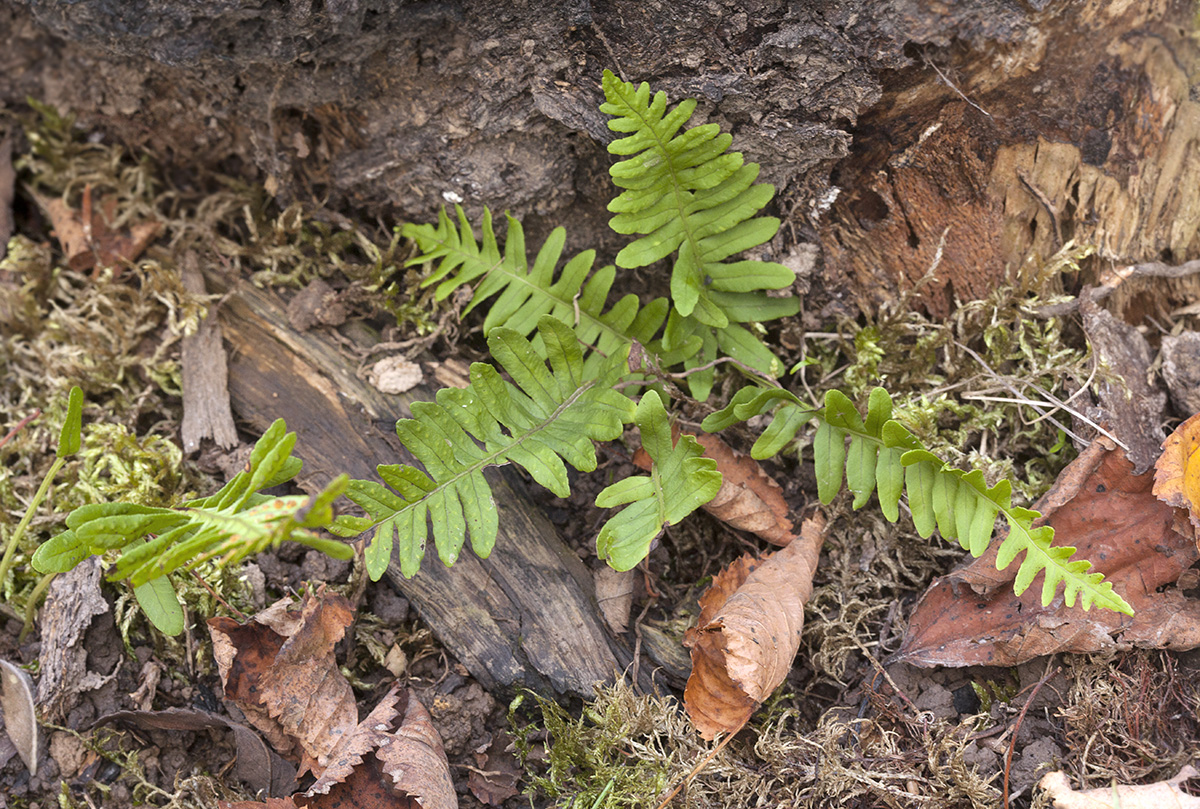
204,266 -> 656,698
179,252 -> 238,452
820,1 -> 1200,319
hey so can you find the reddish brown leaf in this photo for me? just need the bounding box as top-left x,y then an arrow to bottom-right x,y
35,187 -> 160,275
1154,410 -> 1200,536
683,514 -> 826,739
634,428 -> 795,545
209,586 -> 358,776
895,438 -> 1200,667
222,684 -> 456,809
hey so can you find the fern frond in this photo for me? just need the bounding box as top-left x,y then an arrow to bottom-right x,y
595,391 -> 722,570
600,70 -> 799,394
702,385 -> 1133,614
403,206 -> 700,376
32,419 -> 352,588
333,316 -> 636,579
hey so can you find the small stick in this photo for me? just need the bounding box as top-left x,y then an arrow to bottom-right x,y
0,409 -> 42,450
1004,664 -> 1061,809
654,720 -> 746,809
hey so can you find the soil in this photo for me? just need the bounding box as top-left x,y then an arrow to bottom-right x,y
3,3 -> 1200,809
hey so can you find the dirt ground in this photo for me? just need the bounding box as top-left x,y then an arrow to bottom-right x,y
3,5 -> 1200,809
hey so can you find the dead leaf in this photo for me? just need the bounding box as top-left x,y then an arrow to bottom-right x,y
94,707 -> 297,797
1154,410 -> 1200,535
209,586 -> 358,776
894,438 -> 1200,667
220,683 -> 457,809
468,731 -> 521,806
1039,766 -> 1200,808
34,186 -> 160,275
683,514 -> 826,739
0,658 -> 38,776
593,566 -> 634,634
634,428 -> 795,545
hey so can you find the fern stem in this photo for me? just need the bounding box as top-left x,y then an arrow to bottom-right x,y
0,456 -> 66,594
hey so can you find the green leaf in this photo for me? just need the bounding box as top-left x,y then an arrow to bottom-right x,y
57,386 -> 83,458
601,70 -> 797,391
813,419 -> 846,505
342,316 -> 637,579
716,383 -> 1130,614
595,390 -> 722,570
405,206 -> 690,380
31,530 -> 89,574
133,576 -> 185,636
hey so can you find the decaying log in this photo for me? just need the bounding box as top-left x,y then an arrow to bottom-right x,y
203,266 -> 655,699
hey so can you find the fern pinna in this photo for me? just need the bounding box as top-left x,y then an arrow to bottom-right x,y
601,69 -> 800,399
703,386 -> 1133,614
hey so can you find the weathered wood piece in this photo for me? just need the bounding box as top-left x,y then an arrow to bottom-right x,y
179,253 -> 238,452
205,267 -> 652,698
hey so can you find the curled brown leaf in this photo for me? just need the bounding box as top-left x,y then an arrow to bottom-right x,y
683,514 -> 826,739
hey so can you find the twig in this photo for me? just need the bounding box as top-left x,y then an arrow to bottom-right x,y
654,720 -> 746,809
924,53 -> 992,119
0,409 -> 41,450
189,569 -> 247,622
1004,663 -> 1061,809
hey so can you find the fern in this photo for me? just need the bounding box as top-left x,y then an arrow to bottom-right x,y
595,390 -> 722,570
332,316 -> 639,579
600,69 -> 800,398
404,206 -> 700,377
702,385 -> 1133,614
32,419 -> 352,633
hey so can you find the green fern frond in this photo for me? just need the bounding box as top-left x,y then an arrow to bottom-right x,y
32,419 -> 352,632
333,316 -> 636,580
595,390 -> 722,570
403,206 -> 700,376
702,385 -> 1133,614
600,70 -> 799,396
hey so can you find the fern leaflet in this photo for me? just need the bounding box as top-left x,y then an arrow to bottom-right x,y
332,316 -> 637,579
595,390 -> 722,570
702,385 -> 1133,614
404,206 -> 699,377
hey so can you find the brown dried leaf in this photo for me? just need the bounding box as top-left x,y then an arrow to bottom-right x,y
634,428 -> 794,545
222,684 -> 456,809
468,731 -> 521,806
1154,410 -> 1200,535
34,186 -> 160,274
94,707 -> 297,797
1039,766 -> 1200,809
683,514 -> 826,739
209,586 -> 358,777
895,439 -> 1200,667
0,658 -> 38,776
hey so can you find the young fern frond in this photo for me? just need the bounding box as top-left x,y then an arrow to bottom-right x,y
702,386 -> 1134,614
332,316 -> 638,579
595,390 -> 722,571
600,69 -> 800,398
403,206 -> 700,377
